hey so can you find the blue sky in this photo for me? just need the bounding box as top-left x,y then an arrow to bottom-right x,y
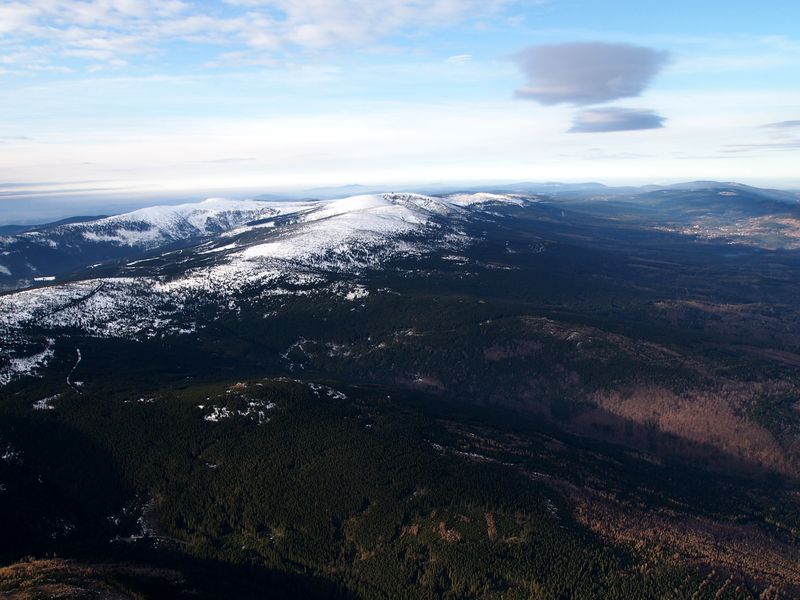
1,0 -> 799,221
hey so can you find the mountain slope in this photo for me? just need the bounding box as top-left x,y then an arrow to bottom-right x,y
0,198 -> 309,290
0,192 -> 530,363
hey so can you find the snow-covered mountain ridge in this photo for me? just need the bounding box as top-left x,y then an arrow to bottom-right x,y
0,193 -> 532,287
67,198 -> 290,248
0,192 -> 533,383
0,197 -> 317,289
5,198 -> 287,250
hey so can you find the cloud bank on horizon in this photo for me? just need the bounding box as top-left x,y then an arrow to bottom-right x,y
0,0 -> 799,219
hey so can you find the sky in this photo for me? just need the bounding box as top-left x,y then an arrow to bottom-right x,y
0,0 -> 799,222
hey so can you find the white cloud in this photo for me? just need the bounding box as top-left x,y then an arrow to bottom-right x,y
446,54 -> 472,64
0,3 -> 38,34
569,107 -> 665,133
0,0 -> 512,70
514,42 -> 669,106
762,120 -> 800,129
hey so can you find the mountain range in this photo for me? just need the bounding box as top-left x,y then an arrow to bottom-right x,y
2,182 -> 800,598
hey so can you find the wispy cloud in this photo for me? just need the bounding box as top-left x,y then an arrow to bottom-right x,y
445,54 -> 473,64
0,0 -> 512,71
196,157 -> 257,164
514,42 -> 669,106
569,107 -> 666,133
762,120 -> 800,129
722,141 -> 800,153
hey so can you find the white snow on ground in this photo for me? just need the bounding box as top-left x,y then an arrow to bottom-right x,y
0,192 -> 530,380
238,194 -> 442,263
202,400 -> 277,424
0,264 -> 11,275
308,383 -> 347,400
1,443 -> 22,464
33,394 -> 60,410
0,337 -> 55,386
204,406 -> 233,422
344,286 -> 369,301
0,198 -> 298,257
72,198 -> 289,248
445,192 -> 530,207
83,229 -> 165,246
442,255 -> 468,262
198,242 -> 238,254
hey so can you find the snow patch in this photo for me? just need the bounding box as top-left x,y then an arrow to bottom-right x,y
446,192 -> 529,207
198,242 -> 238,254
344,286 -> 369,301
201,399 -> 276,424
33,394 -> 60,410
0,338 -> 55,386
308,382 -> 347,400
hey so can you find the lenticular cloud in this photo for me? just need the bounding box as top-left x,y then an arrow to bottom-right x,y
514,42 -> 669,106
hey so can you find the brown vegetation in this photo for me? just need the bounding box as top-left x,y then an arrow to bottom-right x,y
0,558 -> 184,599
485,512 -> 497,541
561,482 -> 800,597
586,382 -> 796,476
399,523 -> 420,538
437,521 -> 462,543
485,315 -> 800,478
